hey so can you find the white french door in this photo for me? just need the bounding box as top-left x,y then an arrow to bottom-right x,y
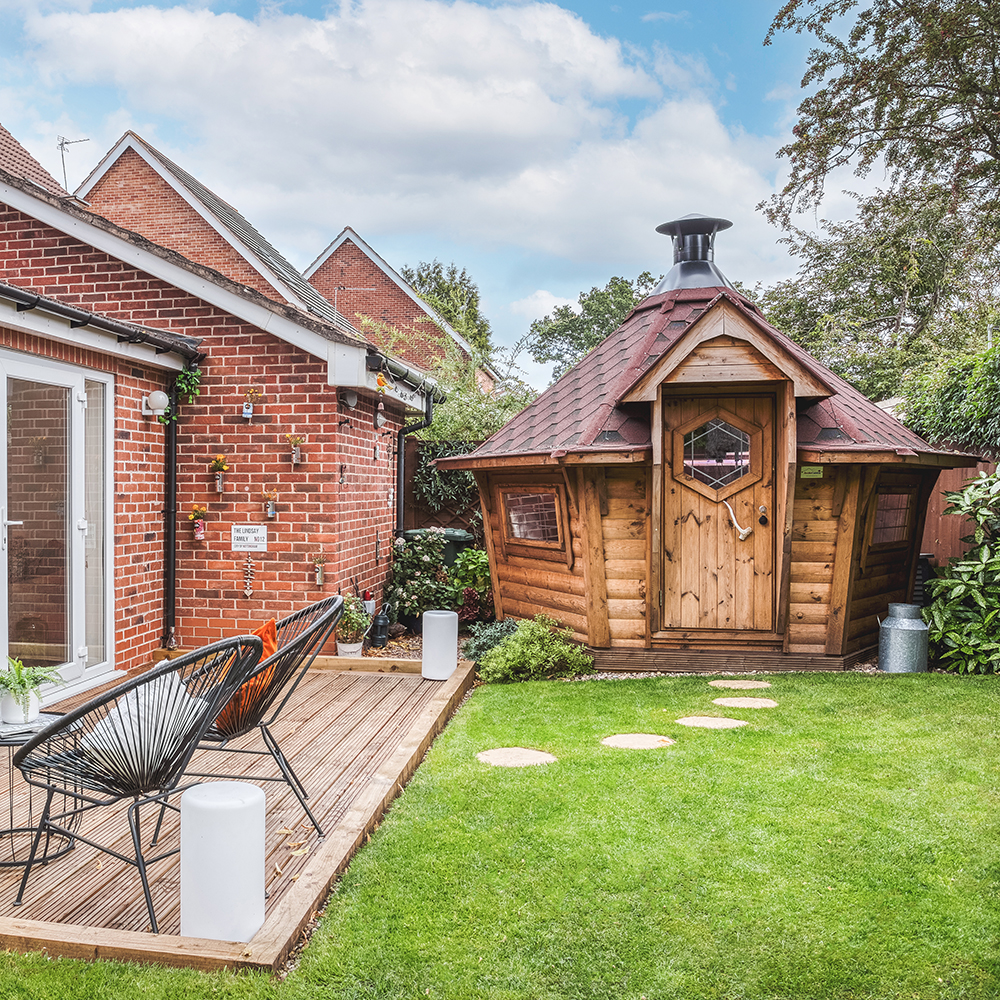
0,352 -> 113,690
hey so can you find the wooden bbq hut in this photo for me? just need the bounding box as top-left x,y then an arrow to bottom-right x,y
438,215 -> 977,671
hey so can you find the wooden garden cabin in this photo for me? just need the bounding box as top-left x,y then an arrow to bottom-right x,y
439,215 -> 977,670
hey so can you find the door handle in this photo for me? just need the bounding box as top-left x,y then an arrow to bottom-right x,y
1,508 -> 23,550
721,499 -> 753,542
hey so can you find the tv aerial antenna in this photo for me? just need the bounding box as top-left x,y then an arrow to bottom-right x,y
56,135 -> 89,191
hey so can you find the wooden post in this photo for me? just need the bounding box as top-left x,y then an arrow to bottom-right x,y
825,465 -> 862,655
580,468 -> 611,647
473,472 -> 504,621
775,381 -> 796,637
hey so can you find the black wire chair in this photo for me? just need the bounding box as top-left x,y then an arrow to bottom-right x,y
188,595 -> 344,836
12,634 -> 263,933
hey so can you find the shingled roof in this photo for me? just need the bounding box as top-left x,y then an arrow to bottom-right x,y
460,285 -> 962,465
0,123 -> 66,198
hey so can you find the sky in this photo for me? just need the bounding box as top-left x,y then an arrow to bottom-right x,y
0,0 -> 853,386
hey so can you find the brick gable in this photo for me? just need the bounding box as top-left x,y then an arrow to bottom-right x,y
309,238 -> 449,373
86,148 -> 282,301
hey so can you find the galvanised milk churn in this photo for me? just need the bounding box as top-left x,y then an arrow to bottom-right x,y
878,603 -> 929,673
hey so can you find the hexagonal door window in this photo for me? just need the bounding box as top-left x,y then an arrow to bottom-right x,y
682,417 -> 751,489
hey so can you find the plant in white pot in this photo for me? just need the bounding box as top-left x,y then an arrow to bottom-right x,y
0,657 -> 62,724
336,594 -> 371,656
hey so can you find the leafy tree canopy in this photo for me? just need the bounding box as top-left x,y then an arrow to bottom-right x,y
753,184 -> 998,399
526,272 -> 660,382
764,0 -> 1000,227
400,259 -> 492,352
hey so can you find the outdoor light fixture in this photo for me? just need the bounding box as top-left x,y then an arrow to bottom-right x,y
141,390 -> 170,417
338,389 -> 358,409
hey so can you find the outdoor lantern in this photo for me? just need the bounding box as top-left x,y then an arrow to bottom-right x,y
370,608 -> 390,648
141,389 -> 170,417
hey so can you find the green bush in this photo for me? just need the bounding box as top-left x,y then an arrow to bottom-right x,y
478,614 -> 594,683
462,618 -> 519,663
924,470 -> 1000,673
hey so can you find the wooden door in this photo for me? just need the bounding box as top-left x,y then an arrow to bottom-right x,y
662,395 -> 775,632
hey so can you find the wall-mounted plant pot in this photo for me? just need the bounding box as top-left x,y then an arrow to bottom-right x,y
290,445 -> 301,465
1,691 -> 39,725
265,501 -> 277,520
193,519 -> 206,541
336,641 -> 363,657
214,472 -> 226,493
314,565 -> 325,587
242,402 -> 254,420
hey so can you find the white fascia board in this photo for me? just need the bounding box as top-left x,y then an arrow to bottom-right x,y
326,343 -> 429,412
76,135 -> 305,310
0,179 -> 354,367
305,228 -> 478,358
0,296 -> 186,371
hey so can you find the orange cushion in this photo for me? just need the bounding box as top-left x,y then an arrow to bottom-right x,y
215,619 -> 278,735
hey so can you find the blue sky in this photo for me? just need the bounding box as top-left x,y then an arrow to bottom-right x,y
0,0 -> 824,385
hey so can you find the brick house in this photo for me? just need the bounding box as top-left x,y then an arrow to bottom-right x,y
0,124 -> 439,697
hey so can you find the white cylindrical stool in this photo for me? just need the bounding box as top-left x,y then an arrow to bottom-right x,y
422,610 -> 458,681
180,782 -> 265,941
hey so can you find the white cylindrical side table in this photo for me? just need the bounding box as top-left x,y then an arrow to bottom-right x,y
180,781 -> 265,941
421,610 -> 458,681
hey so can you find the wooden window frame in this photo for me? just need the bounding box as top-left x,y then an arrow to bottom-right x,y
866,486 -> 918,552
497,484 -> 571,567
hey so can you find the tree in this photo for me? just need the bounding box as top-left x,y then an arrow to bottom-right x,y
901,342 -> 1000,456
763,0 -> 1000,226
765,0 -> 1000,223
526,272 -> 660,382
400,260 -> 492,352
753,184 -> 999,399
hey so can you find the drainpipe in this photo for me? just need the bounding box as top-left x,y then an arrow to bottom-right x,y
396,386 -> 433,537
161,381 -> 179,649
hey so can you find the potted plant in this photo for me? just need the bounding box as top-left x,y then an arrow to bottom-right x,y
242,386 -> 263,420
209,453 -> 229,492
285,432 -> 305,465
261,485 -> 278,519
311,552 -> 326,587
336,594 -> 370,656
189,502 -> 208,540
0,656 -> 62,724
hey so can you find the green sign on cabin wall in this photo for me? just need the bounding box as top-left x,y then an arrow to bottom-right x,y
799,466 -> 824,479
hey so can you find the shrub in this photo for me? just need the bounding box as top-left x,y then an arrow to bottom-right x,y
477,614 -> 594,683
386,529 -> 453,620
924,470 -> 1000,673
462,618 -> 520,663
449,547 -> 493,622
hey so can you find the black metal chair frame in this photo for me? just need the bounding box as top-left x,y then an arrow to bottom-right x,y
12,634 -> 263,934
187,595 -> 344,837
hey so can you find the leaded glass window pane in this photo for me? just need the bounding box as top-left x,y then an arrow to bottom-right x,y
683,418 -> 750,489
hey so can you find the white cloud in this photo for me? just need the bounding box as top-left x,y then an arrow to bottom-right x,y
509,289 -> 579,321
641,11 -> 689,23
7,0 -> 795,315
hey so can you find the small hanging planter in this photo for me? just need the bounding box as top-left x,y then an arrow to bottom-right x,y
285,433 -> 305,465
243,386 -> 263,421
209,454 -> 230,494
189,504 -> 208,541
261,486 -> 278,520
311,553 -> 326,587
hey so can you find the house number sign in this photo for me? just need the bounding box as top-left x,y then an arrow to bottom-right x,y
231,524 -> 268,551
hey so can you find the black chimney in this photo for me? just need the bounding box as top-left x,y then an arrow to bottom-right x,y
653,213 -> 734,292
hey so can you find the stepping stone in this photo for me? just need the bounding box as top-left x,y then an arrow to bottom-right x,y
712,697 -> 778,709
676,716 -> 748,729
601,733 -> 676,749
709,679 -> 772,690
476,747 -> 556,767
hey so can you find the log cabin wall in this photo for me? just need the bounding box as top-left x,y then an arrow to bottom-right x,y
475,465 -> 650,647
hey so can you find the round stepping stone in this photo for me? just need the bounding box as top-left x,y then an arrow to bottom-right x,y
601,733 -> 676,749
676,716 -> 748,729
709,679 -> 772,690
712,697 -> 778,709
476,747 -> 556,767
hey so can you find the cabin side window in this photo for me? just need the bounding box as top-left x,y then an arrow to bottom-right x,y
870,488 -> 916,548
500,487 -> 563,549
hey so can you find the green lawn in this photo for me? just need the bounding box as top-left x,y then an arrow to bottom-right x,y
3,673 -> 1000,999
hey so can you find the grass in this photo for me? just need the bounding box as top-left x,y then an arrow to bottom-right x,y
2,672 -> 1000,999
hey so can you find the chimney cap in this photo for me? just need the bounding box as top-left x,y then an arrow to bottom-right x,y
655,213 -> 733,238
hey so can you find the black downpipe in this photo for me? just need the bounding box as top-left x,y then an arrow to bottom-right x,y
162,382 -> 179,649
395,389 -> 433,537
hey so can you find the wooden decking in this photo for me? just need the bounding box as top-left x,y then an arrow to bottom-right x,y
0,661 -> 474,971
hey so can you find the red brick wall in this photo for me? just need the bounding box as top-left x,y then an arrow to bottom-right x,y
309,239 -> 449,373
86,148 -> 282,301
0,201 -> 403,666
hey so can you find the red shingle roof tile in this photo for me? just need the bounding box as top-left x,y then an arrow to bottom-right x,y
0,124 -> 66,197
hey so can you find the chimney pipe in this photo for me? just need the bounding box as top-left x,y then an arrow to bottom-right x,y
654,214 -> 734,292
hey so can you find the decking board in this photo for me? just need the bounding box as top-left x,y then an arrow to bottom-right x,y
0,662 -> 474,969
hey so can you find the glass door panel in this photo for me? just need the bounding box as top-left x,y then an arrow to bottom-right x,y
83,379 -> 106,667
6,378 -> 70,671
